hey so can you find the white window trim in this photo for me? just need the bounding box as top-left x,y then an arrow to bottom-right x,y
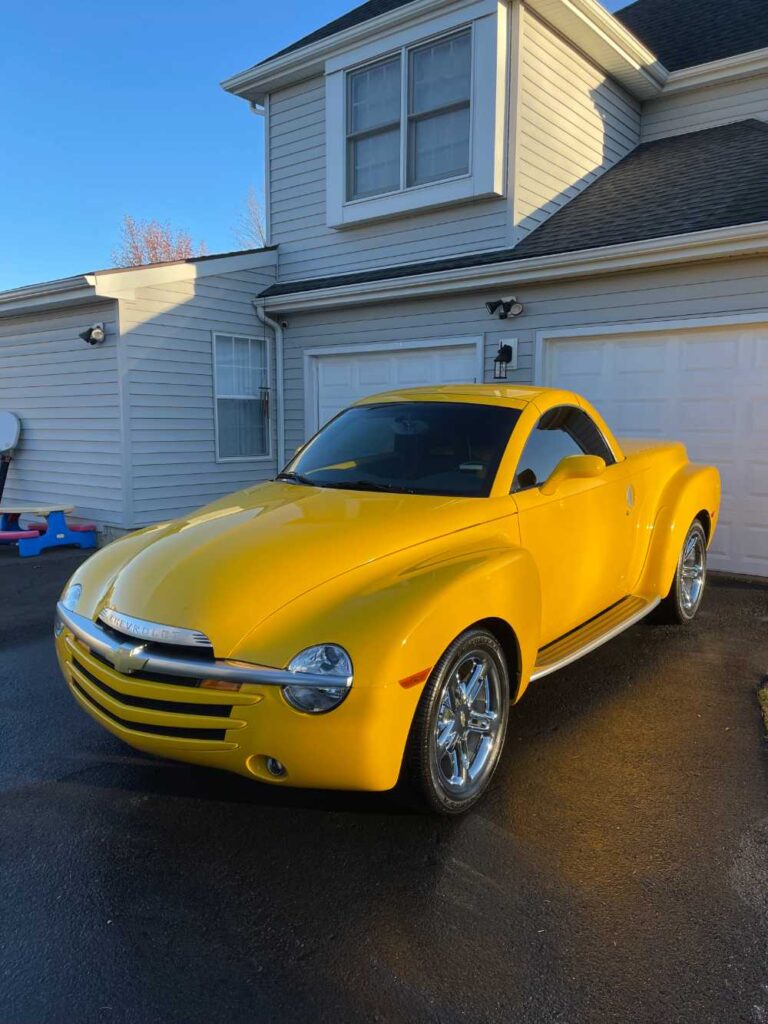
302,337 -> 485,437
345,26 -> 474,204
326,0 -> 509,229
212,331 -> 273,464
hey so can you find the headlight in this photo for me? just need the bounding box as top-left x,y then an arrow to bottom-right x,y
282,644 -> 353,714
61,582 -> 82,612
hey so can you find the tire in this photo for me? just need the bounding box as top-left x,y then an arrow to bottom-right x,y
650,519 -> 708,625
404,628 -> 510,815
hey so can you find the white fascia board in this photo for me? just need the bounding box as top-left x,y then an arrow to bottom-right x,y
662,46 -> 768,95
221,0 -> 470,102
524,0 -> 667,98
92,249 -> 278,300
222,0 -> 666,104
262,221 -> 768,312
0,275 -> 99,317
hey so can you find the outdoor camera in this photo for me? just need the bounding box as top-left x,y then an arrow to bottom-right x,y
79,323 -> 106,346
485,298 -> 524,320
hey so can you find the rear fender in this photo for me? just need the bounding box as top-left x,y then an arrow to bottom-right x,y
638,463 -> 721,598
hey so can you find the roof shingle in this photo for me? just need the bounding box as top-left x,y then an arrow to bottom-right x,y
615,0 -> 768,73
260,120 -> 768,298
256,0 -> 768,74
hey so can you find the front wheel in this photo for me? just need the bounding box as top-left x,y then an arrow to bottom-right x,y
650,519 -> 708,625
404,629 -> 510,815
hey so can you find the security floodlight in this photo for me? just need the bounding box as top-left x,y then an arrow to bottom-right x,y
79,323 -> 106,345
485,298 -> 524,320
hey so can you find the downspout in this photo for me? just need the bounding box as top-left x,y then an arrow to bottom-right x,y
254,301 -> 285,470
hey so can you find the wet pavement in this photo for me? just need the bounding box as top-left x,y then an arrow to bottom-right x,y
1,547 -> 767,1024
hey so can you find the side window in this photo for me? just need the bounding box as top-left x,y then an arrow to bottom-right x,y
514,406 -> 614,491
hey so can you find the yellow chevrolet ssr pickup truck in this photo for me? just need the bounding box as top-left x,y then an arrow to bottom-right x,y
55,385 -> 720,814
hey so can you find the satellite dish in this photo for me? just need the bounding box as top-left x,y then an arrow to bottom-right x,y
0,412 -> 21,455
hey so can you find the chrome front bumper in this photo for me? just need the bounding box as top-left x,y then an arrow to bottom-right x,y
55,603 -> 352,690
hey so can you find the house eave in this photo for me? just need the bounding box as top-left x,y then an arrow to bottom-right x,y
261,221 -> 768,312
0,275 -> 100,318
663,46 -> 768,96
222,0 -> 667,105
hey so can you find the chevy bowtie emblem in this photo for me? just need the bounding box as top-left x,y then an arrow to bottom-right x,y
111,643 -> 150,675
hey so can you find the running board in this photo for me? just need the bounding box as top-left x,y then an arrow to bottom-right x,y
531,595 -> 660,681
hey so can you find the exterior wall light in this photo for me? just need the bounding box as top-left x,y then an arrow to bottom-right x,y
485,298 -> 524,320
495,342 -> 520,382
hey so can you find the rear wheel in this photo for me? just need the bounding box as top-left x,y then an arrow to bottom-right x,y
404,629 -> 510,815
650,519 -> 708,625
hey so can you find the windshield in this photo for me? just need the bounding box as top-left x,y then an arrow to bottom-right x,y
282,401 -> 521,498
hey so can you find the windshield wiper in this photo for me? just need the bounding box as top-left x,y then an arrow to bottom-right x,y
327,479 -> 415,494
275,471 -> 316,487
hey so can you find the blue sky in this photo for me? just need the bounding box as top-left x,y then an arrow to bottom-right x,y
0,0 -> 630,290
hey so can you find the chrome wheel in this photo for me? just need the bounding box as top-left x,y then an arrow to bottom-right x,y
433,650 -> 504,798
680,528 -> 706,616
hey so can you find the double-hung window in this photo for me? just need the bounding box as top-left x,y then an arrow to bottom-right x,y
213,334 -> 270,461
346,28 -> 472,202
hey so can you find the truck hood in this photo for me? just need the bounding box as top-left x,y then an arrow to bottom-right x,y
101,481 -> 507,656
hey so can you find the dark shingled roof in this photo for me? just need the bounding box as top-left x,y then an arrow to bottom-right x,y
256,0 -> 768,73
258,0 -> 415,65
260,120 -> 768,298
615,0 -> 768,73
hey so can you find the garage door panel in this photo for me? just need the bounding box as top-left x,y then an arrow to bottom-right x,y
313,343 -> 480,434
681,337 -> 739,370
743,525 -> 768,574
708,521 -> 731,562
545,327 -> 768,576
610,399 -> 666,434
746,462 -> 768,497
357,358 -> 392,387
748,399 -> 768,436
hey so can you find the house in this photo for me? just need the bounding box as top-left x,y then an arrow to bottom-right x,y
0,249 -> 276,536
219,0 -> 768,578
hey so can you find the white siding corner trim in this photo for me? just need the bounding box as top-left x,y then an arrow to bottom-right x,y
302,336 -> 485,436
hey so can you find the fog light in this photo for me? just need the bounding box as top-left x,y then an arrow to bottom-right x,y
54,617 -> 64,638
266,757 -> 286,778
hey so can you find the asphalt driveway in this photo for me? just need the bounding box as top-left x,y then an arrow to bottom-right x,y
1,547 -> 767,1024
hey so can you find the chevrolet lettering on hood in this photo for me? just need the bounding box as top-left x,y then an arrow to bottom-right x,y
54,385 -> 720,815
99,608 -> 213,649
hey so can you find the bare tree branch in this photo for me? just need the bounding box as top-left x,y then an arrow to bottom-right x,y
233,187 -> 267,249
112,215 -> 207,267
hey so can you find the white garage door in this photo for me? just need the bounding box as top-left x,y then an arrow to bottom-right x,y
544,325 -> 768,577
312,341 -> 482,431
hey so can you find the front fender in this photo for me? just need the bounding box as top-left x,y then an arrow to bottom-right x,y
232,536 -> 542,787
639,462 -> 721,598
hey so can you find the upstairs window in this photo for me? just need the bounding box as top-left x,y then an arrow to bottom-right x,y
213,334 -> 270,461
346,28 -> 472,202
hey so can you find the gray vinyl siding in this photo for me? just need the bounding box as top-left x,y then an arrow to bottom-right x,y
641,73 -> 768,142
515,10 -> 641,238
279,255 -> 768,456
0,301 -> 124,525
268,75 -> 510,282
119,267 -> 278,527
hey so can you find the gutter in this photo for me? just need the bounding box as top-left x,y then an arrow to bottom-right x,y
260,221 -> 768,314
663,45 -> 768,95
0,274 -> 98,318
255,301 -> 286,470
